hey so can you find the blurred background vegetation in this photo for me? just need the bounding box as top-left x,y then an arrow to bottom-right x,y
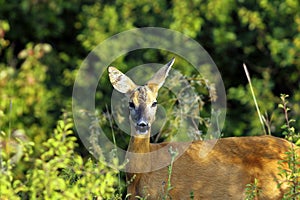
0,0 -> 299,199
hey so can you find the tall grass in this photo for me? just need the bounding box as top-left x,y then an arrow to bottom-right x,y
243,64 -> 268,135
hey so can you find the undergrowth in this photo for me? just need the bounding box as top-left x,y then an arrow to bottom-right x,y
0,111 -> 122,199
277,94 -> 300,200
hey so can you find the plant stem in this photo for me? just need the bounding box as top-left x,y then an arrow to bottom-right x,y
243,64 -> 267,135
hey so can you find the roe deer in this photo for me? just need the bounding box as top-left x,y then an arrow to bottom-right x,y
108,58 -> 299,199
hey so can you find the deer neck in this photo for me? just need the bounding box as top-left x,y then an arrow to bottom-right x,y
127,129 -> 151,153
126,128 -> 152,175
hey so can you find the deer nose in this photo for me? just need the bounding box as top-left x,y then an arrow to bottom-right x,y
136,119 -> 150,135
137,120 -> 148,127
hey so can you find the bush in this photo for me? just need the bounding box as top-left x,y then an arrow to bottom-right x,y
0,112 -> 120,199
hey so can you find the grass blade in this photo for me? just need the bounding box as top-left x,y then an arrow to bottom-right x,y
243,63 -> 267,135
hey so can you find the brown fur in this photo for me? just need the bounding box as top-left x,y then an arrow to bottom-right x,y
126,135 -> 297,200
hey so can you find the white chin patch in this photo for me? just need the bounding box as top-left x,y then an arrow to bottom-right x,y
135,127 -> 149,135
136,130 -> 148,135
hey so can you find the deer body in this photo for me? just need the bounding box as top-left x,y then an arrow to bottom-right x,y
108,59 -> 297,199
127,136 -> 293,199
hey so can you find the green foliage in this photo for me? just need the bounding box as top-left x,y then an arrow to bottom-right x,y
277,94 -> 300,199
0,20 -> 9,52
75,0 -> 300,137
0,41 -> 55,145
244,178 -> 260,200
278,94 -> 300,144
162,146 -> 178,200
227,74 -> 280,136
0,0 -> 300,199
0,0 -> 81,41
0,112 -> 120,199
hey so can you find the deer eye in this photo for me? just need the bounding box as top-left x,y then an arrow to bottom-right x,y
151,101 -> 157,107
129,102 -> 135,109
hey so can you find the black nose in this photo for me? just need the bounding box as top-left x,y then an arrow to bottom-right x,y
137,121 -> 148,127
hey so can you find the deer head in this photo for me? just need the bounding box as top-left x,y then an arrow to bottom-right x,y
108,58 -> 175,137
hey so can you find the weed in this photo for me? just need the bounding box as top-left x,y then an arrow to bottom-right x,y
161,146 -> 178,200
277,94 -> 300,200
244,178 -> 260,200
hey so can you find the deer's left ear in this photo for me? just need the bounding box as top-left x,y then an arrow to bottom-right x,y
108,66 -> 137,95
147,58 -> 174,93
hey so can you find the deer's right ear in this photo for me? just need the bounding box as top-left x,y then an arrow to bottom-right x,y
108,67 -> 137,94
